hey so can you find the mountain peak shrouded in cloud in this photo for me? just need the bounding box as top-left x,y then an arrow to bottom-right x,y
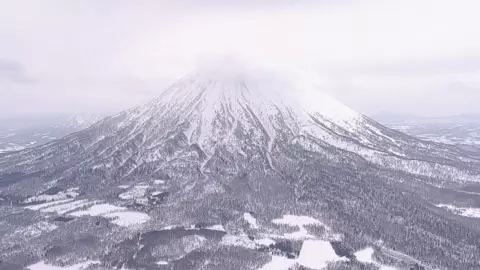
2,61 -> 480,269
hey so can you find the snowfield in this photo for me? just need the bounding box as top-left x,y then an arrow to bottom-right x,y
355,247 -> 398,270
436,204 -> 480,218
297,240 -> 349,269
257,240 -> 349,270
27,260 -> 99,270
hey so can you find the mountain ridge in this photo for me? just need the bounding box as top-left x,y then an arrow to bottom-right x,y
0,67 -> 479,270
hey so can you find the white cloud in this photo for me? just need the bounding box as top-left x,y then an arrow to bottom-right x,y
0,0 -> 479,116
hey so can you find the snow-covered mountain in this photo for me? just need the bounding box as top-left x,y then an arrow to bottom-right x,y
54,113 -> 103,130
1,67 -> 480,270
0,113 -> 102,153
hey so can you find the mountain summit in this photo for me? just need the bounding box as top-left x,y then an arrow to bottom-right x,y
1,66 -> 480,270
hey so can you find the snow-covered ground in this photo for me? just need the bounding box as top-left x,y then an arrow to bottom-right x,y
258,256 -> 296,270
243,212 -> 258,228
436,204 -> 480,218
27,260 -> 99,270
70,203 -> 150,227
257,240 -> 349,270
355,247 -> 398,270
25,197 -> 151,227
24,187 -> 80,203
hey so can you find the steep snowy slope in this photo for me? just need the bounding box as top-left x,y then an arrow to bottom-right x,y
0,66 -> 480,270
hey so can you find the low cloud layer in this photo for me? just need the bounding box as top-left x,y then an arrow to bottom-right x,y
0,59 -> 34,83
0,0 -> 479,117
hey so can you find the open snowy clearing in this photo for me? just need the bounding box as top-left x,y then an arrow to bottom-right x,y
103,211 -> 151,227
27,260 -> 99,270
436,204 -> 480,218
258,255 -> 296,270
26,199 -> 151,227
298,240 -> 348,269
257,239 -> 349,270
355,247 -> 398,270
70,203 -> 126,216
70,203 -> 150,227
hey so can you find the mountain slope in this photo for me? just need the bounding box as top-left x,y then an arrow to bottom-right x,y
1,68 -> 480,270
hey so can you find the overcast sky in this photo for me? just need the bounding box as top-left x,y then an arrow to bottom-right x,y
1,0 -> 479,117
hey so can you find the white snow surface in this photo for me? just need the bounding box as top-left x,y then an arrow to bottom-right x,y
258,255 -> 296,270
25,198 -> 150,227
70,203 -> 126,216
355,247 -> 398,270
256,240 -> 348,270
104,211 -> 151,227
298,240 -> 348,269
436,204 -> 480,218
69,203 -> 150,227
272,215 -> 325,227
243,212 -> 258,229
27,260 -> 99,270
205,224 -> 226,232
